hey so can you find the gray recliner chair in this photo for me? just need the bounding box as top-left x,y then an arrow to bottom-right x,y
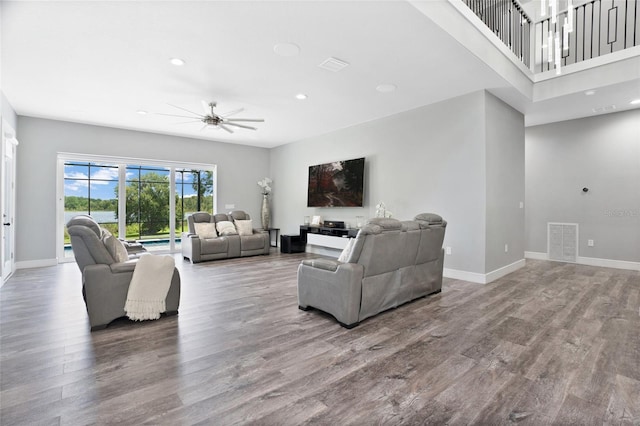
66,215 -> 181,331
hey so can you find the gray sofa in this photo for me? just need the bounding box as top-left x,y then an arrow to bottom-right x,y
297,213 -> 446,328
66,215 -> 181,331
181,210 -> 270,263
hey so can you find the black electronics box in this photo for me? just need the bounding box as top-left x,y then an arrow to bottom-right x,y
281,235 -> 306,253
323,220 -> 345,228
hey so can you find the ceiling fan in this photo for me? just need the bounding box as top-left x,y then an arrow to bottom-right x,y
155,101 -> 264,134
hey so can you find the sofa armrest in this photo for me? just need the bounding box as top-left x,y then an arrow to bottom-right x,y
297,261 -> 364,326
301,258 -> 340,272
181,232 -> 201,262
109,261 -> 137,274
83,263 -> 133,328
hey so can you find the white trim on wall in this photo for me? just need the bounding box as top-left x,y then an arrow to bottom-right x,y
443,268 -> 487,284
57,152 -> 215,170
525,251 -> 640,271
16,259 -> 57,270
444,258 -> 526,284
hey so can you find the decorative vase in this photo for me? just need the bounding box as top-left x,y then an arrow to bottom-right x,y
261,193 -> 270,229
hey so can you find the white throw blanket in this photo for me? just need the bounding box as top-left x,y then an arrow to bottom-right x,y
125,254 -> 175,321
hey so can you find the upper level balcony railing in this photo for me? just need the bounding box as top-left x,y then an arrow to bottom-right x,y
463,0 -> 532,68
462,0 -> 639,75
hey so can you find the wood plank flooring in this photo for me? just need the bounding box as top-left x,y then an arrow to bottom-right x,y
1,251 -> 638,425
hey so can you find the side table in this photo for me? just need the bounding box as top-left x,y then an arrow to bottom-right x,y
266,228 -> 280,247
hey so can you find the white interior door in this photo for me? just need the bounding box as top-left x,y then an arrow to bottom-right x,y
2,121 -> 18,282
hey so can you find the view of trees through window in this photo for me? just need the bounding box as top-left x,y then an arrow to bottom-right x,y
63,161 -> 214,254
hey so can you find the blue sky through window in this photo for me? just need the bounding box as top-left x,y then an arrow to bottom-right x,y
64,163 -> 201,200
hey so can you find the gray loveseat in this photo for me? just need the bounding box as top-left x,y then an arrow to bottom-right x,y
297,213 -> 446,328
181,210 -> 270,263
66,215 -> 181,331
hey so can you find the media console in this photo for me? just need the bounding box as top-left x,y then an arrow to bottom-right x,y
300,225 -> 359,253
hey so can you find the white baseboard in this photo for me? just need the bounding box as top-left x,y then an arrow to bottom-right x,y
444,258 -> 526,284
15,259 -> 58,269
524,251 -> 547,260
485,259 -> 527,283
443,268 -> 486,284
525,251 -> 640,271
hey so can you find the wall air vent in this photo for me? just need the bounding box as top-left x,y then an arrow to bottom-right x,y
548,222 -> 578,263
318,57 -> 350,72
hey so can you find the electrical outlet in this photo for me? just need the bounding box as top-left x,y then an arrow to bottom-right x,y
505,244 -> 509,252
225,204 -> 235,209
446,247 -> 452,255
588,239 -> 594,247
519,201 -> 524,209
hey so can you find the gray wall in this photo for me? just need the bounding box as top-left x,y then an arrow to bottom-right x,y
525,109 -> 640,262
16,117 -> 270,262
485,92 -> 525,271
271,91 -> 525,275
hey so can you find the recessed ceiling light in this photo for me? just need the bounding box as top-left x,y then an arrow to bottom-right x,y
585,90 -> 596,95
170,57 -> 185,66
295,93 -> 308,100
273,43 -> 300,57
630,99 -> 640,105
376,84 -> 397,93
136,110 -> 148,115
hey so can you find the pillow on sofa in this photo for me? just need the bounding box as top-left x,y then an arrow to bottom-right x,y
338,237 -> 356,263
234,219 -> 253,236
216,220 -> 238,236
194,222 -> 217,239
102,230 -> 129,263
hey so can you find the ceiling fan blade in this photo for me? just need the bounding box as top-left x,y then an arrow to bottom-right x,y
167,103 -> 203,117
224,118 -> 265,123
174,120 -> 203,124
224,122 -> 257,130
219,107 -> 244,118
153,112 -> 202,119
219,124 -> 234,134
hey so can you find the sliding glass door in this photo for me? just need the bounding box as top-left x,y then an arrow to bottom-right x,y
63,162 -> 119,258
59,155 -> 215,261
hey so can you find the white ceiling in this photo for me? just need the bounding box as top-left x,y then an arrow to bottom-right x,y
2,1 -> 639,148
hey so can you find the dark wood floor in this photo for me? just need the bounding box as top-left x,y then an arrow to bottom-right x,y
1,251 -> 638,425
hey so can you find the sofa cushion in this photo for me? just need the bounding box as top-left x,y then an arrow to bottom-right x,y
338,237 -> 356,263
414,213 -> 443,225
67,215 -> 102,238
240,234 -> 265,251
101,230 -> 129,263
201,237 -> 229,254
230,210 -> 250,221
194,222 -> 217,239
216,221 -> 238,236
213,213 -> 231,223
234,219 -> 253,236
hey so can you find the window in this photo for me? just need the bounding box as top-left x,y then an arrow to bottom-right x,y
176,169 -> 214,234
63,161 -> 119,258
59,155 -> 216,260
125,165 -> 171,241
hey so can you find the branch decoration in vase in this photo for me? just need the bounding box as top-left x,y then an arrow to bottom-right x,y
257,177 -> 272,229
